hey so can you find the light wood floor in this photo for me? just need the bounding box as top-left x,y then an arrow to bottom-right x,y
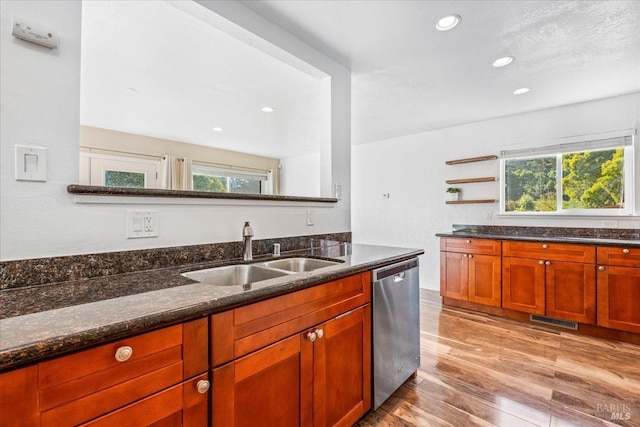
358,290 -> 640,427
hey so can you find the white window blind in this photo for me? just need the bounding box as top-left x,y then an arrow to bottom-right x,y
501,135 -> 633,159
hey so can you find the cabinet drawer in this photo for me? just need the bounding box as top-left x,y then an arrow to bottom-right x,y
503,241 -> 595,263
440,238 -> 501,255
39,325 -> 183,412
211,272 -> 371,366
597,246 -> 640,267
78,373 -> 209,427
0,320 -> 208,427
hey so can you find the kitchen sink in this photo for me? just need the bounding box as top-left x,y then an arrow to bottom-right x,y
181,264 -> 293,286
259,257 -> 341,272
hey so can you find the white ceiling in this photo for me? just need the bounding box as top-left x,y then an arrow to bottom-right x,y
80,0 -> 328,160
82,1 -> 640,157
243,0 -> 640,144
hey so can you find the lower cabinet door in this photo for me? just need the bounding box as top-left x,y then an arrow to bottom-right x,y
312,305 -> 371,427
598,265 -> 640,333
440,251 -> 469,301
468,254 -> 501,307
211,305 -> 372,427
80,373 -> 209,427
502,257 -> 545,314
545,261 -> 596,324
212,334 -> 309,427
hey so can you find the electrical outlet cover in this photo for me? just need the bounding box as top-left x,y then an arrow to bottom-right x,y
127,210 -> 158,238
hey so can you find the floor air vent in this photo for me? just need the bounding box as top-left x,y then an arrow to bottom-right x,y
530,314 -> 578,330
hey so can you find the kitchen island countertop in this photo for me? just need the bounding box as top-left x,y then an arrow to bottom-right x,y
0,243 -> 423,371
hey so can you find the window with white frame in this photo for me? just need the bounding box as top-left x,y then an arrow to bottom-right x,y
500,135 -> 635,215
80,152 -> 160,188
192,164 -> 273,195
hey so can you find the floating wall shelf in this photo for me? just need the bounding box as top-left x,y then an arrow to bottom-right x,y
445,155 -> 498,205
445,199 -> 498,204
445,155 -> 498,165
445,177 -> 497,184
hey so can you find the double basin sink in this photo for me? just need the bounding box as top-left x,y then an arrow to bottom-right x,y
181,257 -> 342,287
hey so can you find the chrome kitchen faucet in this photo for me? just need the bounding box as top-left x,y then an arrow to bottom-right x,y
242,221 -> 254,261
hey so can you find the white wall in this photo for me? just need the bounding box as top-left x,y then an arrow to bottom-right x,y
280,153 -> 321,197
0,1 -> 351,261
352,93 -> 640,290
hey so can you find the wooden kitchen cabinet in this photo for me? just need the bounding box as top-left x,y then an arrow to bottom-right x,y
0,318 -> 209,427
213,305 -> 371,427
597,246 -> 640,333
502,256 -> 546,315
503,242 -> 596,324
440,238 -> 501,307
211,272 -> 372,426
312,305 -> 371,426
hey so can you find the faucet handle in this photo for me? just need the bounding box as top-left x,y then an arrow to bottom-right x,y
242,221 -> 254,237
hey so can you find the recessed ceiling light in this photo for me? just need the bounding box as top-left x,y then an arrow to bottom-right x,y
493,56 -> 514,67
513,87 -> 530,95
212,127 -> 223,132
261,106 -> 274,113
436,14 -> 461,31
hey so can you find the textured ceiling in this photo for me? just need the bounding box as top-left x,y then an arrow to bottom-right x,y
243,0 -> 640,144
82,1 -> 640,155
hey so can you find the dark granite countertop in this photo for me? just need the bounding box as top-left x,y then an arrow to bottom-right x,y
436,224 -> 640,247
436,232 -> 640,247
0,244 -> 423,371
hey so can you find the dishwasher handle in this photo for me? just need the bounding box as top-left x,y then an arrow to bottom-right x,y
393,272 -> 405,282
372,258 -> 418,282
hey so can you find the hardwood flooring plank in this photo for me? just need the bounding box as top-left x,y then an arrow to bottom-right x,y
358,290 -> 640,427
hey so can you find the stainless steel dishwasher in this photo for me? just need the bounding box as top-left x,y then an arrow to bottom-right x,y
372,257 -> 420,409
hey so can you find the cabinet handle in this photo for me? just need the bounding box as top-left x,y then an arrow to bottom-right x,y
196,380 -> 210,394
623,248 -> 630,254
542,244 -> 548,249
463,254 -> 468,258
466,240 -> 471,244
114,346 -> 133,362
315,329 -> 324,339
545,261 -> 551,266
307,331 -> 317,342
598,266 -> 606,271
468,254 -> 473,259
538,260 -> 544,265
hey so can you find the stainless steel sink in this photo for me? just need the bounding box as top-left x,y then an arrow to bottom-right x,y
259,257 -> 341,273
181,264 -> 293,286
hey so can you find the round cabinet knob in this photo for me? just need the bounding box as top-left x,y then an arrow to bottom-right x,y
463,254 -> 468,258
539,260 -> 545,265
196,380 -> 210,394
468,254 -> 473,259
114,345 -> 133,362
542,244 -> 548,249
545,261 -> 551,266
315,329 -> 324,339
623,248 -> 630,254
466,240 -> 471,244
599,266 -> 606,271
307,331 -> 317,342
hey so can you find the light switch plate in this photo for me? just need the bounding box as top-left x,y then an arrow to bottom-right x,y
127,210 -> 158,238
15,145 -> 47,181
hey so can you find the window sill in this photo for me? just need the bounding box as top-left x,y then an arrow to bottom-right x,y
497,212 -> 639,219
